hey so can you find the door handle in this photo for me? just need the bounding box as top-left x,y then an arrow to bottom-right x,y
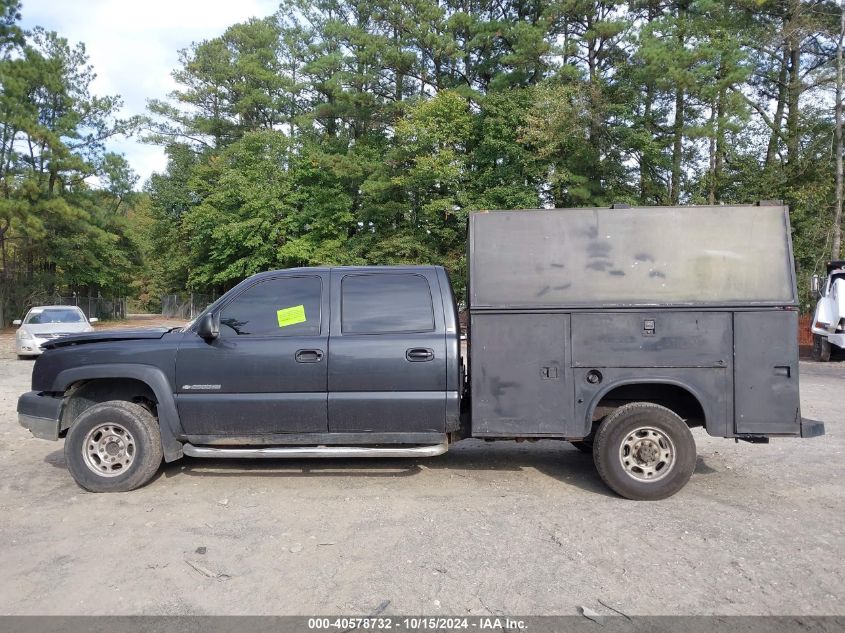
406,347 -> 434,362
295,349 -> 324,363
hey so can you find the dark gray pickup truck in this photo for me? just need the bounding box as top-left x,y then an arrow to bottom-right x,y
17,204 -> 824,499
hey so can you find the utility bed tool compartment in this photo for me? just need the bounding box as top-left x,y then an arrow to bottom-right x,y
734,311 -> 800,435
571,312 -> 732,368
471,313 -> 573,436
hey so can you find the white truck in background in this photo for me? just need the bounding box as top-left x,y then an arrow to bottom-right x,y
811,260 -> 845,361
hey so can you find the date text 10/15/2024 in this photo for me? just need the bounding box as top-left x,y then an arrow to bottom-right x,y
307,617 -> 527,631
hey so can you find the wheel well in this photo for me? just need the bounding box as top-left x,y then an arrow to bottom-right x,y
592,383 -> 706,429
60,378 -> 158,435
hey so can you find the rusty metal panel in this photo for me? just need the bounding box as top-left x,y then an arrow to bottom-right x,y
571,311 -> 732,368
734,311 -> 800,435
470,313 -> 573,435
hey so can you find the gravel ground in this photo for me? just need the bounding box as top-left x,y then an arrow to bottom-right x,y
0,320 -> 843,616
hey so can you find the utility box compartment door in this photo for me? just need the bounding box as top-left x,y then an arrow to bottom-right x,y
734,311 -> 800,435
571,312 -> 732,368
471,313 -> 572,435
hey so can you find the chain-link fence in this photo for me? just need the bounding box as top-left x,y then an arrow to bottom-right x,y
161,293 -> 214,320
2,293 -> 127,324
48,295 -> 127,321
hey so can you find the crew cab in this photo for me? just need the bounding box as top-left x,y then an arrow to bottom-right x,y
17,203 -> 824,500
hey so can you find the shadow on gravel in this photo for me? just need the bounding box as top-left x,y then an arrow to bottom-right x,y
694,456 -> 718,474
44,450 -> 65,469
45,441 -> 724,498
154,442 -> 617,498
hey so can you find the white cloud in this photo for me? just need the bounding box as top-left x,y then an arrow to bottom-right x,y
20,0 -> 280,187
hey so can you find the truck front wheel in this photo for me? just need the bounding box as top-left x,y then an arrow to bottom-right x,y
593,403 -> 696,501
64,400 -> 163,493
812,334 -> 832,362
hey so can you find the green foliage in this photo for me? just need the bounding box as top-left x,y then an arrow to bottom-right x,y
0,8 -> 142,320
185,131 -> 295,288
1,0 -> 837,316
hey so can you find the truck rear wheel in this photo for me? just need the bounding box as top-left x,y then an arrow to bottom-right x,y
812,334 -> 832,362
64,400 -> 163,493
593,402 -> 696,501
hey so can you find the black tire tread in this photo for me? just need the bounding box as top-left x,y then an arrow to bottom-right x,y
64,400 -> 163,493
812,334 -> 832,362
593,402 -> 695,501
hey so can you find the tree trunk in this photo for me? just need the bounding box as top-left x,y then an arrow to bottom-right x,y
708,100 -> 717,205
714,83 -> 726,202
670,1 -> 686,204
834,0 -> 844,260
766,46 -> 789,167
586,18 -> 602,154
785,37 -> 801,169
640,81 -> 655,202
290,60 -> 297,140
670,84 -> 684,204
0,222 -> 7,284
711,57 -> 727,205
394,25 -> 404,105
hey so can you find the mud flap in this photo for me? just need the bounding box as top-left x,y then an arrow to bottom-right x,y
800,418 -> 825,438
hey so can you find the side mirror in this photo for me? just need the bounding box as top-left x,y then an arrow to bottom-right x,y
12,319 -> 21,326
196,312 -> 219,340
88,317 -> 99,324
811,274 -> 821,297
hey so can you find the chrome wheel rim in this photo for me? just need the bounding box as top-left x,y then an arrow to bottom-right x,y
82,423 -> 136,477
619,426 -> 675,482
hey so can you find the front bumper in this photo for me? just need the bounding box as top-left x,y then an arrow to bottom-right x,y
17,391 -> 63,440
824,333 -> 845,349
16,340 -> 45,356
800,417 -> 825,438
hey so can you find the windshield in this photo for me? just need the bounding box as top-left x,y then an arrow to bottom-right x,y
24,308 -> 85,324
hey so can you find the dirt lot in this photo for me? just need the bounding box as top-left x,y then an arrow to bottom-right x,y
0,319 -> 843,616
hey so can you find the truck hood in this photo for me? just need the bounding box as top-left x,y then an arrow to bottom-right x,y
40,328 -> 172,349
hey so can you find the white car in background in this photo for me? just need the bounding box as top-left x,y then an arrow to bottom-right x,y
810,260 -> 845,361
13,306 -> 98,359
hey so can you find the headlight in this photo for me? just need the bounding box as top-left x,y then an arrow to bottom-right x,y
17,329 -> 32,340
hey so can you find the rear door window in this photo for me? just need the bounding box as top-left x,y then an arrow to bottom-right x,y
219,276 -> 322,337
341,274 -> 434,334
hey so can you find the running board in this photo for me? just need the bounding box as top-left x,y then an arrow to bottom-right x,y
182,441 -> 449,459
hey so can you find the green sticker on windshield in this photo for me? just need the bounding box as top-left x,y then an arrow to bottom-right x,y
277,305 -> 307,328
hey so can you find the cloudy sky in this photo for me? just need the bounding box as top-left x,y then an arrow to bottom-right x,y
20,0 -> 280,187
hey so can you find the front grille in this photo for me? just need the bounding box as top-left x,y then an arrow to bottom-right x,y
38,333 -> 72,339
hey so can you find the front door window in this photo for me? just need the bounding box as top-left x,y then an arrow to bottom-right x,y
219,276 -> 322,337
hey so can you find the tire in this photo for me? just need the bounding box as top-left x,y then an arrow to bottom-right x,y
593,402 -> 696,501
812,334 -> 832,362
64,400 -> 163,492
